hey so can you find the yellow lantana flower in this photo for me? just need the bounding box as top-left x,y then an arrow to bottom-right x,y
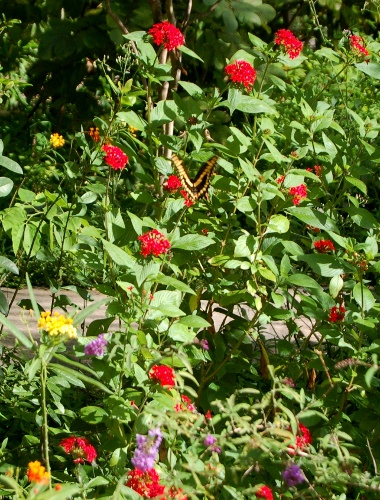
50,133 -> 65,148
38,311 -> 77,339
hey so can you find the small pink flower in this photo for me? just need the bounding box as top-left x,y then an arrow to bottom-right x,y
180,190 -> 194,207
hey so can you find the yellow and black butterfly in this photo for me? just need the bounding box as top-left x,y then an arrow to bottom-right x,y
172,154 -> 219,201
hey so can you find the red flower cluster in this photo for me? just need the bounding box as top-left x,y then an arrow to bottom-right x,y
60,436 -> 97,464
314,239 -> 335,253
288,422 -> 312,455
225,60 -> 257,91
102,144 -> 128,170
168,487 -> 188,499
149,364 -> 175,387
289,184 -> 307,205
274,29 -> 303,59
307,165 -> 322,177
148,21 -> 185,51
255,485 -> 274,499
328,305 -> 346,323
180,190 -> 195,207
174,394 -> 196,413
349,35 -> 369,57
126,468 -> 165,498
138,229 -> 171,257
163,175 -> 182,192
276,175 -> 285,184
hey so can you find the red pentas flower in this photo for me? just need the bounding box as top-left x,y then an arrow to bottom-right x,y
163,175 -> 182,192
328,305 -> 346,323
149,364 -> 175,387
349,35 -> 369,58
60,436 -> 97,464
255,485 -> 274,499
288,423 -> 312,455
148,21 -> 185,51
138,229 -> 171,257
289,184 -> 307,205
225,60 -> 257,91
102,144 -> 128,170
314,239 -> 335,253
274,29 -> 303,59
126,468 -> 165,498
276,175 -> 285,184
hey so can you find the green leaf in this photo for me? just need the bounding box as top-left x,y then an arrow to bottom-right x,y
178,81 -> 203,97
345,207 -> 379,229
353,283 -> 375,311
117,110 -> 147,131
355,62 -> 380,80
286,274 -> 323,290
49,363 -> 113,394
263,139 -> 290,164
0,156 -> 23,174
287,207 -> 338,231
365,355 -> 378,388
0,177 -> 13,197
0,256 -> 18,275
178,315 -> 211,328
298,409 -> 329,426
102,239 -> 136,268
0,312 -> 33,348
168,322 -> 196,342
154,274 -> 195,295
329,275 -> 344,298
80,191 -> 97,204
266,214 -> 289,234
79,406 -> 108,424
35,484 -> 81,500
322,132 -> 337,158
0,290 -> 8,315
233,95 -> 277,115
297,254 -> 347,277
345,176 -> 367,195
179,45 -> 204,62
172,234 -> 215,251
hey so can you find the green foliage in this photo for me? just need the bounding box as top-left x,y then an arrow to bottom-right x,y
1,1 -> 380,499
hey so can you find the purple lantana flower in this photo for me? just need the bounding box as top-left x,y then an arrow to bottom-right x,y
131,428 -> 163,472
282,463 -> 304,486
84,334 -> 108,357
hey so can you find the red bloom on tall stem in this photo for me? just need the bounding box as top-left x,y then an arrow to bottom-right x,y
255,485 -> 274,499
126,468 -> 165,498
225,60 -> 257,91
148,21 -> 185,51
180,189 -> 195,207
274,29 -> 303,59
164,175 -> 182,192
102,144 -> 128,170
138,229 -> 171,257
149,364 -> 175,387
349,35 -> 369,57
289,184 -> 307,205
314,239 -> 335,253
328,305 -> 346,323
60,436 -> 97,464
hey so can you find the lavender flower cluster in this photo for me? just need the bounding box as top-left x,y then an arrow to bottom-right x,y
131,428 -> 163,471
282,463 -> 304,486
84,334 -> 108,357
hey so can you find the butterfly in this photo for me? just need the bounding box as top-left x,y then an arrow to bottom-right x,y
172,154 -> 219,201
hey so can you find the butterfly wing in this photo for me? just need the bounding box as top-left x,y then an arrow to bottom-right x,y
172,154 -> 218,201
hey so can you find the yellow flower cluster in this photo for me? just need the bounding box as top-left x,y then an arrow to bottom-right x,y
50,133 -> 65,148
38,311 -> 77,339
27,460 -> 50,484
128,125 -> 138,137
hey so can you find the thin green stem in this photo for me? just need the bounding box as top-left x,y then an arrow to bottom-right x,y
40,361 -> 51,489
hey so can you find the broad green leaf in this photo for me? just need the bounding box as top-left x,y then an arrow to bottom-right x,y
0,156 -> 23,174
298,409 -> 328,426
0,177 -> 13,197
0,256 -> 18,275
117,110 -> 147,131
287,206 -> 338,231
345,207 -> 378,229
234,95 -> 277,115
127,211 -> 144,235
179,45 -> 204,62
266,214 -> 289,234
79,406 -> 108,424
322,132 -> 337,158
353,283 -> 375,311
282,241 -> 304,256
179,315 -> 211,328
80,191 -> 97,204
365,355 -> 378,388
297,254 -> 347,277
329,275 -> 344,298
356,62 -> 380,80
168,322 -> 196,342
102,239 -> 136,268
286,274 -> 322,289
263,139 -> 290,164
172,234 -> 215,250
178,81 -> 203,97
35,484 -> 81,500
345,176 -> 367,195
154,274 -> 195,295
49,363 -> 113,394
